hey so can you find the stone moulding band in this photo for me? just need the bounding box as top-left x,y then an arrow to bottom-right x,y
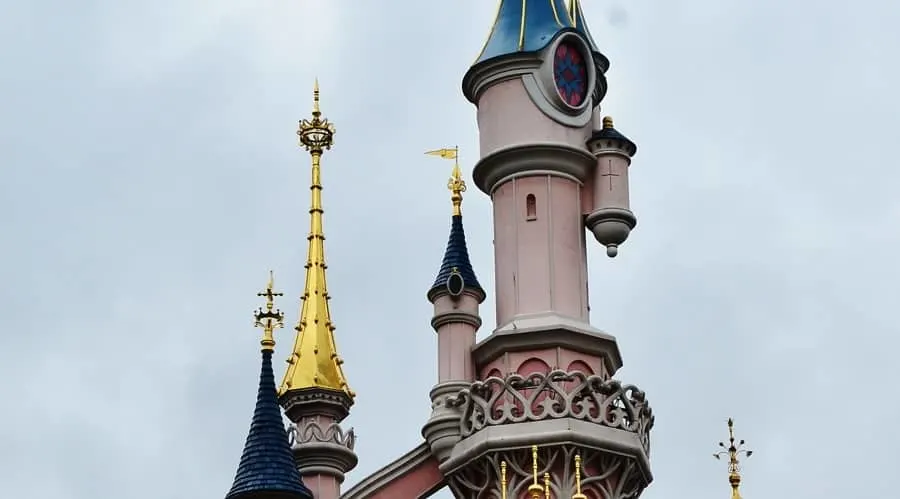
288,419 -> 356,449
446,369 -> 653,455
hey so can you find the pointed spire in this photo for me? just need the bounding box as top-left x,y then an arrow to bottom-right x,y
280,81 -> 353,399
225,274 -> 312,499
425,148 -> 483,302
713,418 -> 753,499
474,0 -> 574,65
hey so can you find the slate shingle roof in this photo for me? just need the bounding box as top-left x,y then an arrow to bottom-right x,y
225,350 -> 313,499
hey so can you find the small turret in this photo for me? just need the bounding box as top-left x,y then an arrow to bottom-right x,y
421,147 -> 485,463
225,273 -> 312,499
585,116 -> 638,257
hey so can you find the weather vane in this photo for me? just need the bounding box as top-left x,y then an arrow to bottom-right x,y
713,418 -> 752,499
254,270 -> 285,351
425,146 -> 465,216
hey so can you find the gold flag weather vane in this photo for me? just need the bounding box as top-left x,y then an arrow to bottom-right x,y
425,146 -> 466,216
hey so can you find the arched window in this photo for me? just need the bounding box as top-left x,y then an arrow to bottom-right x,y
525,194 -> 537,221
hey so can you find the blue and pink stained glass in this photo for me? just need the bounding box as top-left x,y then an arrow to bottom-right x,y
553,43 -> 588,107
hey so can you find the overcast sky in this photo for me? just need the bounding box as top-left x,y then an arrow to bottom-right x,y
2,1 -> 898,498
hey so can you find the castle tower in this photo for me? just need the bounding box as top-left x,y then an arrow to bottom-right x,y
224,273 -> 313,499
439,1 -> 653,497
714,419 -> 753,499
342,3 -> 653,498
421,148 -> 486,462
278,82 -> 357,499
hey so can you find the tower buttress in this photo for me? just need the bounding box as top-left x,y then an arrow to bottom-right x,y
421,148 -> 485,462
224,273 -> 313,499
279,81 -> 357,499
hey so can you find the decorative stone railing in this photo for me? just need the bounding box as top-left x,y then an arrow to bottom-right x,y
447,369 -> 653,454
287,419 -> 356,450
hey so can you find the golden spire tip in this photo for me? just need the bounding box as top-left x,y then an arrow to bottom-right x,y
602,116 -> 614,129
254,270 -> 285,352
714,418 -> 752,499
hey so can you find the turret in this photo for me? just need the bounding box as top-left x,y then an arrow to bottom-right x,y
421,148 -> 485,462
224,273 -> 313,499
424,147 -> 485,382
278,81 -> 357,499
585,116 -> 638,257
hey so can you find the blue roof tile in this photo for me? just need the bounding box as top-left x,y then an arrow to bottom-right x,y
429,215 -> 483,299
225,351 -> 313,499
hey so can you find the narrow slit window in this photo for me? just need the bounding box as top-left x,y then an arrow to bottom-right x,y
526,194 -> 537,221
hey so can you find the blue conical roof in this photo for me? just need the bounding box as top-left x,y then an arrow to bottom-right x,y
474,0 -> 574,64
429,215 -> 483,300
225,350 -> 313,499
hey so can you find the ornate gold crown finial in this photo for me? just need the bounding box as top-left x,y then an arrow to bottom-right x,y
714,418 -> 753,499
425,146 -> 465,216
254,270 -> 285,351
602,115 -> 614,129
572,453 -> 587,499
298,78 -> 335,155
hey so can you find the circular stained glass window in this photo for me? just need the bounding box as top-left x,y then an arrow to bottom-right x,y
553,42 -> 589,107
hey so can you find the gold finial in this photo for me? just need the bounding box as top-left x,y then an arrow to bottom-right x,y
500,461 -> 508,499
602,116 -> 614,129
543,472 -> 551,499
254,270 -> 285,352
425,146 -> 465,216
572,453 -> 587,499
281,81 -> 353,398
528,445 -> 545,498
714,418 -> 753,499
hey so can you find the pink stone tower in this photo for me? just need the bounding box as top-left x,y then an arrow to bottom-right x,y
344,1 -> 653,498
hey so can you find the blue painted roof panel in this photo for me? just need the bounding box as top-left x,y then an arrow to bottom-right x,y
475,0 -> 574,64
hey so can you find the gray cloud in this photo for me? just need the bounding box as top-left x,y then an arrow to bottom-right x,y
1,1 -> 896,498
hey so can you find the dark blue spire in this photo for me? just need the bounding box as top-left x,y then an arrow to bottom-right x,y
428,215 -> 483,301
226,350 -> 313,499
474,0 -> 574,65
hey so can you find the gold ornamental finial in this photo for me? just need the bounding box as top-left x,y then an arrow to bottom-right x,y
602,116 -> 614,129
500,461 -> 508,499
543,472 -> 551,498
281,81 -> 353,398
528,445 -> 545,498
572,453 -> 587,499
714,418 -> 753,499
254,270 -> 285,352
425,146 -> 465,216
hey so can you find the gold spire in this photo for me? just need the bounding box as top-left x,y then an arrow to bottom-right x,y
714,418 -> 753,499
254,270 -> 285,352
602,115 -> 614,129
528,445 -> 547,498
280,81 -> 353,398
572,453 -> 587,499
500,461 -> 508,499
425,146 -> 465,216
